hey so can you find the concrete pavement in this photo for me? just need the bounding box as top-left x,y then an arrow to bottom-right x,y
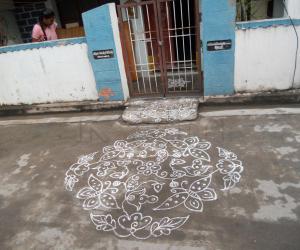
0,105 -> 300,250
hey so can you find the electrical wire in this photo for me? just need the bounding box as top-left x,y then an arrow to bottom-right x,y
282,0 -> 299,88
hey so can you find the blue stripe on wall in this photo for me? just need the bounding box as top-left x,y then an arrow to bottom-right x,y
202,0 -> 236,96
82,5 -> 124,101
236,18 -> 300,29
0,37 -> 86,54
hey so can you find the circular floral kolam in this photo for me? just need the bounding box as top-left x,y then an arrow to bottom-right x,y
65,128 -> 244,239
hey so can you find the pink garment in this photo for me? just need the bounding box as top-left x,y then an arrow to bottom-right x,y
32,23 -> 58,41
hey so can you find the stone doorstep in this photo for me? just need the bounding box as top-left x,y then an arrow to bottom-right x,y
122,98 -> 200,124
0,89 -> 299,117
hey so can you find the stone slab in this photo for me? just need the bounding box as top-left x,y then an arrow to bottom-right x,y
122,98 -> 199,124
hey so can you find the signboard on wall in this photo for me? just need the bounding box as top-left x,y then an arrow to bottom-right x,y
92,49 -> 114,59
207,40 -> 232,51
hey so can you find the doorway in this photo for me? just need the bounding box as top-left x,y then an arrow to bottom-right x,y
118,0 -> 202,98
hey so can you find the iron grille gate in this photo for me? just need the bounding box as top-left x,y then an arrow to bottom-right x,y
117,0 -> 202,97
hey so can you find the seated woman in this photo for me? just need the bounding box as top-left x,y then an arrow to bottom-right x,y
32,9 -> 57,42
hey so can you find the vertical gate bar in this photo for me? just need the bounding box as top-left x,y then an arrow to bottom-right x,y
132,7 -> 147,93
125,8 -> 141,93
138,5 -> 152,93
155,0 -> 168,95
117,6 -> 134,96
187,0 -> 194,90
146,4 -> 159,93
194,0 -> 203,95
172,0 -> 181,87
179,0 -> 187,91
165,1 -> 176,91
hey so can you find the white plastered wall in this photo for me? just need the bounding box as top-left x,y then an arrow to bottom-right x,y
0,43 -> 98,105
285,0 -> 300,19
235,25 -> 300,92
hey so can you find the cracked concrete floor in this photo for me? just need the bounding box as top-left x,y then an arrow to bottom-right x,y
0,105 -> 300,250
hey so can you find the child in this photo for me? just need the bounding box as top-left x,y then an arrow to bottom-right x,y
32,9 -> 57,42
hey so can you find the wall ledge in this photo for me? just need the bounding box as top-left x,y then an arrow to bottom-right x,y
236,18 -> 300,30
0,100 -> 125,116
203,89 -> 300,105
0,37 -> 87,54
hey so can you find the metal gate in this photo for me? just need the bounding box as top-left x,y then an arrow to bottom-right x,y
117,0 -> 202,97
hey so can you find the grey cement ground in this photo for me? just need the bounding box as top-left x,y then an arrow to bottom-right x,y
0,105 -> 300,250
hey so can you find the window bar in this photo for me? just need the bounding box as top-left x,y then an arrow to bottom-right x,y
169,34 -> 195,38
125,8 -> 141,93
131,7 -> 147,93
172,0 -> 182,89
135,69 -> 163,73
165,26 -> 196,31
134,65 -> 197,73
135,62 -> 156,67
138,5 -> 153,93
167,59 -> 196,63
146,4 -> 159,93
179,0 -> 187,91
131,38 -> 153,42
162,65 -> 195,70
135,70 -> 163,74
165,1 -> 175,91
130,30 -> 154,36
187,0 -> 194,90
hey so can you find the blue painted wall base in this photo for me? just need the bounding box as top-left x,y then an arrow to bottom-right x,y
82,5 -> 124,101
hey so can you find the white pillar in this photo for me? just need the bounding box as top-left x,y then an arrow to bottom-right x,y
285,0 -> 300,19
108,3 -> 130,101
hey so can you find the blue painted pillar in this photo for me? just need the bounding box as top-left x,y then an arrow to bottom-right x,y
82,5 -> 125,101
202,0 -> 236,96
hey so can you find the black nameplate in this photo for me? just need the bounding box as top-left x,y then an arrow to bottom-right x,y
207,40 -> 232,51
93,49 -> 114,59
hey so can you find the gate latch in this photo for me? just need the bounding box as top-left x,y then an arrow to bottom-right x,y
158,40 -> 163,46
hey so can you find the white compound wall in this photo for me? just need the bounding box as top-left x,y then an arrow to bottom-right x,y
0,43 -> 98,105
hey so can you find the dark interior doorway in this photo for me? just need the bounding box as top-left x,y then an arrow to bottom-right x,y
56,0 -> 120,28
172,0 -> 196,62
